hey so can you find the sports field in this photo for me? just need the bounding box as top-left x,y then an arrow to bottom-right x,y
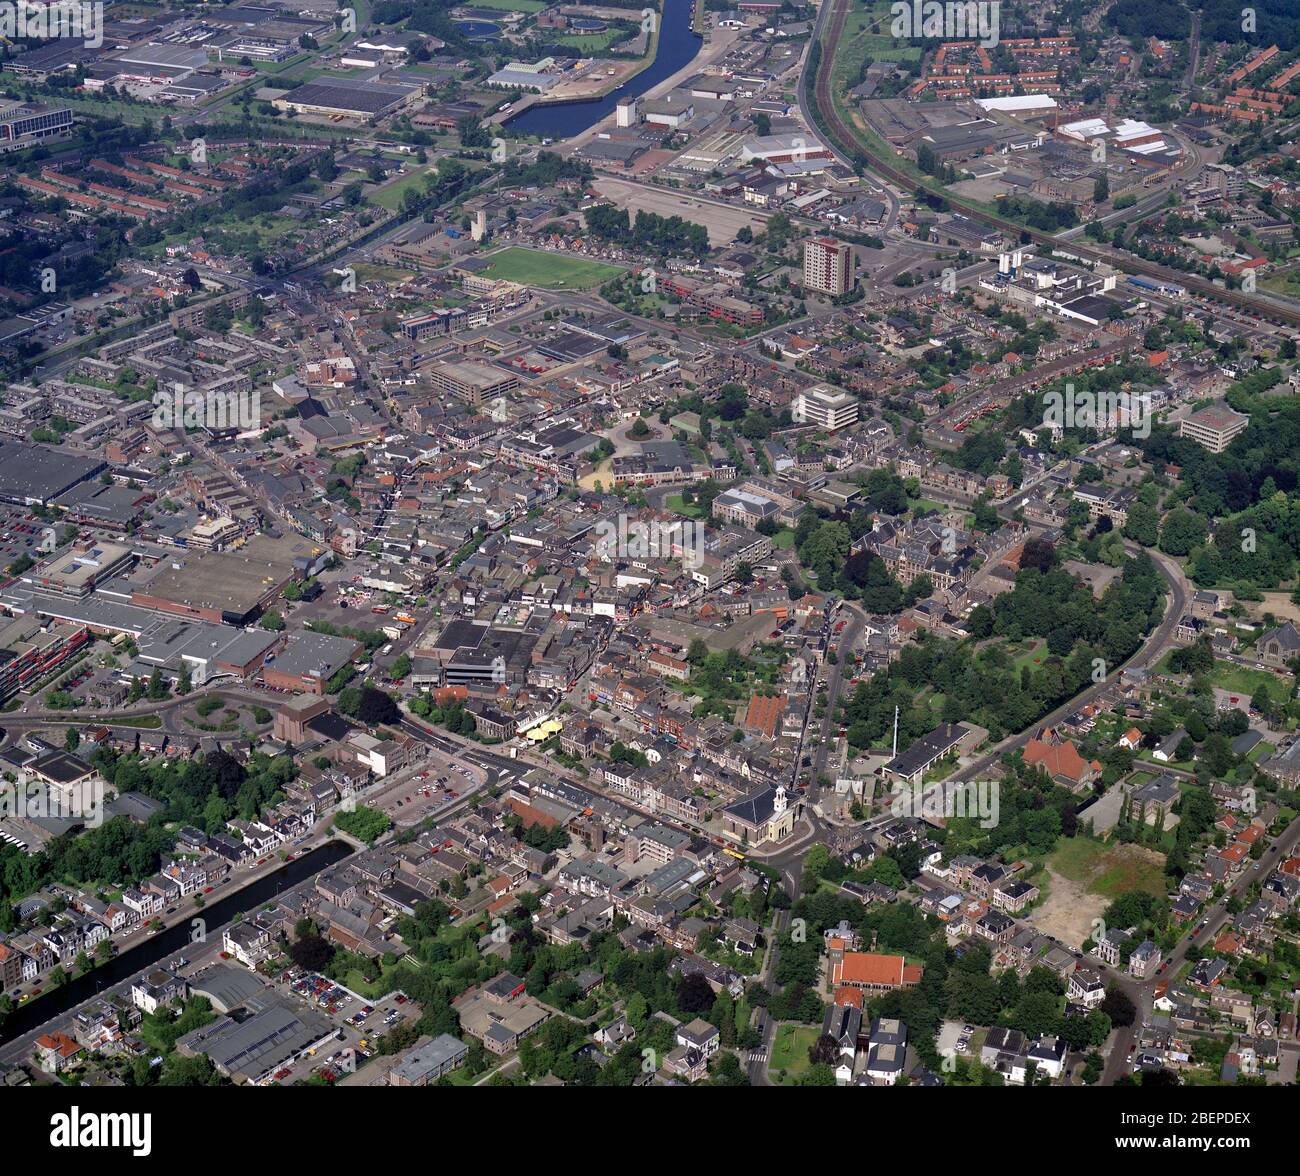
479,247 -> 624,290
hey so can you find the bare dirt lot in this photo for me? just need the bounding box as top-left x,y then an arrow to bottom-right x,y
590,177 -> 768,246
1250,592 -> 1300,624
1034,840 -> 1167,948
1034,870 -> 1104,949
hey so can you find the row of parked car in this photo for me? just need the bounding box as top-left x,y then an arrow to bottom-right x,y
284,969 -> 354,1015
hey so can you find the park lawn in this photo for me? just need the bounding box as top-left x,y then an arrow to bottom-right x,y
1207,659 -> 1286,698
1007,639 -> 1047,674
666,493 -> 705,519
771,527 -> 796,549
769,1023 -> 820,1083
1048,837 -> 1166,899
478,247 -> 624,290
354,263 -> 417,283
369,168 -> 433,211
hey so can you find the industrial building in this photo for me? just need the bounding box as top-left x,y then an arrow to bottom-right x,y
272,78 -> 418,119
130,534 -> 324,626
0,103 -> 74,149
0,440 -> 105,507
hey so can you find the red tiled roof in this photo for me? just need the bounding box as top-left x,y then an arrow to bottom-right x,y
1023,737 -> 1099,783
744,693 -> 787,738
832,951 -> 924,988
37,1032 -> 81,1058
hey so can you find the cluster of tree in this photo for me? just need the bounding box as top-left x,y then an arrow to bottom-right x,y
999,195 -> 1079,232
1134,400 -> 1300,591
499,151 -> 592,189
333,804 -> 393,845
583,204 -> 710,259
1106,0 -> 1190,38
409,693 -> 479,736
0,815 -> 175,912
504,815 -> 569,854
97,743 -> 291,825
337,684 -> 401,727
840,551 -> 1164,750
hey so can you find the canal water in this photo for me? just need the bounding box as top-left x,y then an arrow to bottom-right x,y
506,0 -> 703,140
0,840 -> 353,1045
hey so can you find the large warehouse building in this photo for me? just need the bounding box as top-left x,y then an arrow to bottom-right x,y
425,360 -> 518,407
272,78 -> 418,119
0,440 -> 105,506
130,534 -> 326,625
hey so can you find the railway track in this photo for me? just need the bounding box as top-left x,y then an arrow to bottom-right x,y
807,0 -> 1300,329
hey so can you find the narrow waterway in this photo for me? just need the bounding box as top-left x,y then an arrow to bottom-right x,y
505,0 -> 703,140
0,840 -> 353,1045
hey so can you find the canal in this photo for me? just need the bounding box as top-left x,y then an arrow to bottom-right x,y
505,0 -> 703,140
0,839 -> 353,1045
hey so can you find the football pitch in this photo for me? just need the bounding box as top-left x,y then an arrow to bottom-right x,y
479,247 -> 624,290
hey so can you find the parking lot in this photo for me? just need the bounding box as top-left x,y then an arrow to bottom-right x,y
267,967 -> 420,1085
936,1019 -> 981,1060
0,508 -> 55,571
375,757 -> 480,826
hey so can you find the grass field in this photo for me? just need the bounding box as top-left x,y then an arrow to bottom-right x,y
553,30 -> 627,51
1261,269 -> 1300,298
1049,837 -> 1166,899
666,493 -> 706,519
354,263 -> 417,284
1157,652 -> 1283,699
770,1024 -> 820,1083
369,168 -> 432,211
1207,660 -> 1285,698
1008,639 -> 1047,674
1034,837 -> 1167,946
479,247 -> 624,290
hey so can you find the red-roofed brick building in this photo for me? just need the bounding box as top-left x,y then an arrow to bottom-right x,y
1023,734 -> 1101,791
743,692 -> 787,739
35,1031 -> 83,1073
830,951 -> 924,993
